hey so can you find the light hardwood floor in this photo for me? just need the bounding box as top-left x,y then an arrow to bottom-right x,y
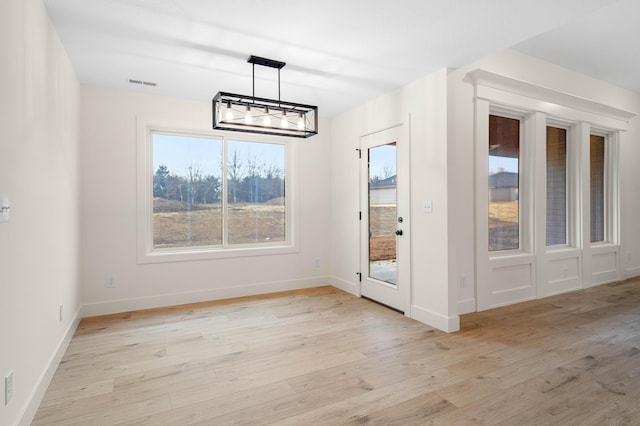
33,279 -> 640,425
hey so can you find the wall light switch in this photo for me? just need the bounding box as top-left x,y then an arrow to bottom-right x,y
423,199 -> 433,213
0,196 -> 9,223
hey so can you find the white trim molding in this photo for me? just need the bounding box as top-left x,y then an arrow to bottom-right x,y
81,277 -> 329,318
467,69 -> 637,128
19,309 -> 81,426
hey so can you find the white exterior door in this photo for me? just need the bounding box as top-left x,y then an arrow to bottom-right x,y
360,124 -> 410,313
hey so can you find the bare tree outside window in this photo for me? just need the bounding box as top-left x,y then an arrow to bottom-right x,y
151,134 -> 286,249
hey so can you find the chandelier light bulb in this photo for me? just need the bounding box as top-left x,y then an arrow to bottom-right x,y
281,110 -> 289,128
297,112 -> 305,130
245,106 -> 252,124
263,107 -> 271,126
225,102 -> 234,121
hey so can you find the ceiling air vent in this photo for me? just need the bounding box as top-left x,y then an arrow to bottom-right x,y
128,79 -> 157,87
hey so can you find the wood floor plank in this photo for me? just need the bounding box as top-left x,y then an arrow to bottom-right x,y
33,281 -> 640,425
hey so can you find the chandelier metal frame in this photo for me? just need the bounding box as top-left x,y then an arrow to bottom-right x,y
212,55 -> 318,138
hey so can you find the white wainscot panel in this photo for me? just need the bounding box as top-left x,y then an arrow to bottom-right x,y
544,249 -> 581,297
590,245 -> 619,286
487,255 -> 535,309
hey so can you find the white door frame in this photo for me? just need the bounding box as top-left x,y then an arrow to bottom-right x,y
359,122 -> 411,314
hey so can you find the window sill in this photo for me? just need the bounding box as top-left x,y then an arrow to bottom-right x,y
137,243 -> 299,264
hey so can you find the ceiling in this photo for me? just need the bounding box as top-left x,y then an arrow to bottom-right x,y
43,0 -> 639,117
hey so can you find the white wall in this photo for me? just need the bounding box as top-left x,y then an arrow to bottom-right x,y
620,116 -> 640,278
330,69 -> 458,332
0,1 -> 81,425
80,87 -> 331,316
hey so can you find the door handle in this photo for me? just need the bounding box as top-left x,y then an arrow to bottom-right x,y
395,229 -> 403,236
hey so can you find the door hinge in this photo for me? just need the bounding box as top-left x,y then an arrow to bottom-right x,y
359,211 -> 362,220
356,272 -> 362,282
356,148 -> 362,158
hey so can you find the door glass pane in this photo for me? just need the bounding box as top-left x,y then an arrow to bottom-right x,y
368,143 -> 397,285
547,126 -> 567,246
590,135 -> 605,242
152,134 -> 223,249
489,115 -> 520,251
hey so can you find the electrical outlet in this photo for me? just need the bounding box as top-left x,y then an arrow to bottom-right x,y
106,277 -> 115,288
59,304 -> 64,322
314,258 -> 321,268
5,371 -> 13,405
460,274 -> 467,289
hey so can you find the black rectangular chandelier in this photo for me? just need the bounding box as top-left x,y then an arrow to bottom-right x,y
213,56 -> 318,138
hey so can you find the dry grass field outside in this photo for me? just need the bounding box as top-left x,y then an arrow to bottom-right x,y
489,200 -> 519,251
488,200 -> 519,224
153,198 -> 398,261
153,198 -> 285,248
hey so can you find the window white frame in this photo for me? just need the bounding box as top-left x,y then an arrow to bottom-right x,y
488,106 -> 533,257
469,68 -> 632,309
545,120 -> 573,249
589,128 -> 619,247
136,117 -> 299,264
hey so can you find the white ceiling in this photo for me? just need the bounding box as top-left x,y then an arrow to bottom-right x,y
43,0 -> 638,117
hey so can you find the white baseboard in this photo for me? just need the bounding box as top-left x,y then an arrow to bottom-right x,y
410,304 -> 460,333
330,276 -> 359,296
457,298 -> 476,315
81,276 -> 330,318
19,308 -> 81,426
625,266 -> 640,279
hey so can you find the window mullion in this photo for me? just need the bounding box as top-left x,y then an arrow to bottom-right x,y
222,137 -> 229,248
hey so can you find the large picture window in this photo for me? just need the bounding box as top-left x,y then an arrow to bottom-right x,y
488,115 -> 520,251
140,129 -> 293,262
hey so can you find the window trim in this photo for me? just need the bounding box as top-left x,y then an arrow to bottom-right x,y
488,108 -> 531,257
136,117 -> 299,264
589,128 -> 619,247
545,121 -> 571,249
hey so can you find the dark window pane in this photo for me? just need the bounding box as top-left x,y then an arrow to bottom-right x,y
546,127 -> 567,246
489,115 -> 520,251
590,135 -> 605,242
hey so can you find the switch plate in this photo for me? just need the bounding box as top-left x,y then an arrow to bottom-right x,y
423,200 -> 433,213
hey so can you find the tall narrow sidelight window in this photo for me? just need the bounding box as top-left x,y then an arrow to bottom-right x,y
546,126 -> 567,246
488,115 -> 520,251
590,134 -> 605,242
